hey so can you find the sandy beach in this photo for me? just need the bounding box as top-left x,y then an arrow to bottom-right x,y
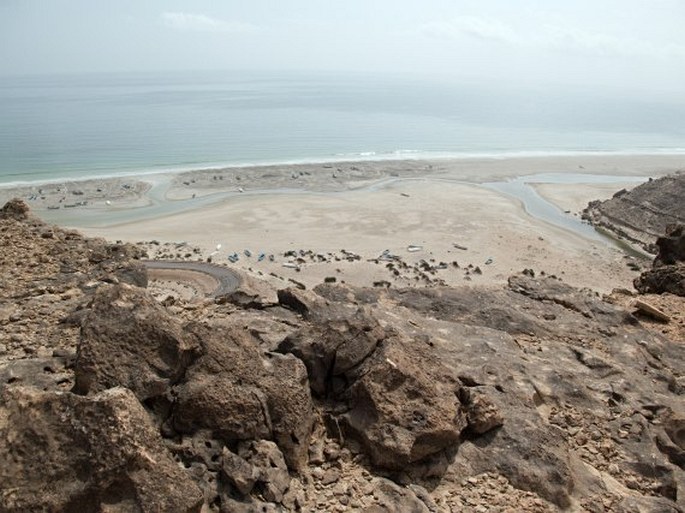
2,154 -> 683,293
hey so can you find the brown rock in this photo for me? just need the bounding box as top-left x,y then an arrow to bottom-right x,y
460,386 -> 504,434
635,224 -> 685,297
277,287 -> 327,318
0,386 -> 203,512
632,299 -> 671,322
0,198 -> 30,220
634,264 -> 685,297
0,356 -> 73,391
173,374 -> 272,441
277,309 -> 384,396
367,477 -> 432,513
221,448 -> 259,495
73,284 -> 199,400
321,468 -> 341,485
173,323 -> 313,471
238,440 -> 291,503
655,223 -> 685,266
279,302 -> 466,470
664,410 -> 685,451
342,335 -> 466,469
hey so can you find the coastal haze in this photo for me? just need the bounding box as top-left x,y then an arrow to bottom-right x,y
2,3 -> 685,513
2,0 -> 685,182
1,71 -> 685,184
1,1 -> 684,293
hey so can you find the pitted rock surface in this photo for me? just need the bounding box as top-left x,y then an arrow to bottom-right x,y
0,386 -> 204,512
1,200 -> 684,512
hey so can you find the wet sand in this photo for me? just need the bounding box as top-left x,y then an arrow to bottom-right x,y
1,155 -> 683,293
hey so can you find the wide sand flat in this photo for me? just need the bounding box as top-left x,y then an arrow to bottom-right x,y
5,155 -> 683,293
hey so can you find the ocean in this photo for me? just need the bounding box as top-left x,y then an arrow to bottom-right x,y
1,70 -> 684,185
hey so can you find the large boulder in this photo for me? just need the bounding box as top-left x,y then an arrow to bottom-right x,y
635,224 -> 685,297
73,284 -> 199,400
277,302 -> 467,470
173,323 -> 313,471
655,224 -> 685,266
72,283 -> 312,474
0,198 -> 30,220
634,265 -> 685,296
277,308 -> 384,396
0,386 -> 203,512
342,334 -> 467,469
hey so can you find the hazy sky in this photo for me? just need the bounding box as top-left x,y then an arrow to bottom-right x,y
2,0 -> 684,96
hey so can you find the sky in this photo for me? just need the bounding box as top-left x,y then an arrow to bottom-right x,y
2,0 -> 685,97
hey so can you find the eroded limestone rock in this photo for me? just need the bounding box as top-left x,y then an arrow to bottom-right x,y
0,386 -> 203,513
73,283 -> 198,400
173,322 -> 313,471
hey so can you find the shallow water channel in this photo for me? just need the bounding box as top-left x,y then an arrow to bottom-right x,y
482,173 -> 646,247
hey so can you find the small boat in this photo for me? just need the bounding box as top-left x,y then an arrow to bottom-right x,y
257,253 -> 265,262
244,249 -> 252,257
378,249 -> 398,261
407,245 -> 423,253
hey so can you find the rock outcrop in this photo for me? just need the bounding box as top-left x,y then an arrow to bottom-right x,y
173,322 -> 313,471
635,224 -> 685,296
582,172 -> 685,252
0,385 -> 204,512
73,282 -> 314,473
0,199 -> 147,364
0,197 -> 30,219
73,283 -> 198,400
313,278 -> 685,509
1,199 -> 684,512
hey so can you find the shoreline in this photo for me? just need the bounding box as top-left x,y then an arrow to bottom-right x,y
2,154 -> 682,294
2,151 -> 684,190
2,154 -> 683,217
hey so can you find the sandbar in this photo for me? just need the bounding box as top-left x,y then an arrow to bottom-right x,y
2,155 -> 683,293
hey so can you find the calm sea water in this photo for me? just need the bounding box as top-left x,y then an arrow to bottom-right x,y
1,70 -> 684,185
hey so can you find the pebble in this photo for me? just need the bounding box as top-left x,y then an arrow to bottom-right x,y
36,346 -> 52,358
321,468 -> 340,486
324,446 -> 340,461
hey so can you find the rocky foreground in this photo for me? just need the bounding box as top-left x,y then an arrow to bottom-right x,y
1,198 -> 684,512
